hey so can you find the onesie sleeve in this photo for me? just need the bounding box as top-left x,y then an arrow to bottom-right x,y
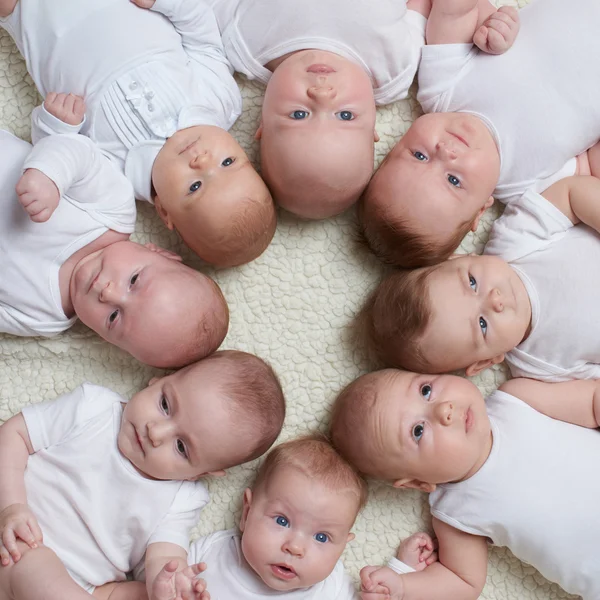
151,0 -> 242,130
23,134 -> 136,234
387,557 -> 416,575
417,44 -> 476,114
148,480 -> 210,548
485,188 -> 574,263
21,384 -> 122,453
30,104 -> 85,145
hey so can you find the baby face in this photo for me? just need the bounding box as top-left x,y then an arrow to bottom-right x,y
70,241 -> 226,366
372,371 -> 492,486
152,125 -> 272,266
260,50 -> 377,218
370,113 -> 500,241
420,255 -> 532,374
240,467 -> 357,591
118,362 -> 239,480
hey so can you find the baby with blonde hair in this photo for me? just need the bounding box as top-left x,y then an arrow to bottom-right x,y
0,350 -> 286,600
0,0 -> 276,267
360,0 -> 600,268
210,0 -> 519,220
331,369 -> 600,599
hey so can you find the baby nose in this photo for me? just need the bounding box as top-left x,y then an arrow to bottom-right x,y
99,281 -> 120,303
306,85 -> 336,101
282,536 -> 304,558
489,288 -> 504,312
146,421 -> 169,447
190,151 -> 210,168
435,401 -> 454,426
435,141 -> 457,160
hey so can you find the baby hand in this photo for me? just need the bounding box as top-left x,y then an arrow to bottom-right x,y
396,532 -> 438,571
360,565 -> 404,600
0,503 -> 43,566
473,5 -> 520,55
151,560 -> 210,600
130,0 -> 156,9
16,169 -> 60,223
44,92 -> 85,126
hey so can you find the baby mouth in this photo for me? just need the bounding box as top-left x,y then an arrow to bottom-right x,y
271,564 -> 297,580
306,64 -> 335,74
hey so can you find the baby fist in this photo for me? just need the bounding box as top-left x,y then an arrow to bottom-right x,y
396,532 -> 438,571
360,565 -> 404,600
473,5 -> 520,55
16,169 -> 60,223
130,0 -> 156,8
44,93 -> 85,126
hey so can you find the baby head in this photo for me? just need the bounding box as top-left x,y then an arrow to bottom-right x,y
151,125 -> 277,267
359,112 -> 499,268
258,49 -> 378,219
331,369 -> 492,489
240,435 -> 367,591
360,254 -> 531,376
117,350 -> 286,481
70,240 -> 229,368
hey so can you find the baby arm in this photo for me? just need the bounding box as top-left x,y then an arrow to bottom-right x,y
541,175 -> 600,234
500,378 -> 600,428
0,414 -> 40,565
31,93 -> 86,145
427,0 -> 519,55
360,519 -> 487,600
145,543 -> 209,600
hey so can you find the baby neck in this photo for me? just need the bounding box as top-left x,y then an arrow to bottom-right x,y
59,230 -> 130,316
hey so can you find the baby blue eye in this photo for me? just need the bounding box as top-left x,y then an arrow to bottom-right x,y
221,157 -> 235,167
290,110 -> 309,120
412,423 -> 425,443
314,533 -> 329,543
469,274 -> 477,290
420,384 -> 432,400
189,181 -> 201,193
413,151 -> 427,161
176,439 -> 188,458
336,111 -> 354,121
109,309 -> 119,324
275,516 -> 290,528
160,395 -> 169,414
479,316 -> 488,336
448,174 -> 461,187
130,273 -> 139,286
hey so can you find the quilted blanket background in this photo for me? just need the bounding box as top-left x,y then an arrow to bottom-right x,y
0,0 -> 577,597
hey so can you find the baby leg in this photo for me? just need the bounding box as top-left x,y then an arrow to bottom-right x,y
0,541 -> 94,600
93,582 -> 147,600
0,0 -> 17,18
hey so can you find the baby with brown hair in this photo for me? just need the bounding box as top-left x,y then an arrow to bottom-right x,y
0,0 -> 276,267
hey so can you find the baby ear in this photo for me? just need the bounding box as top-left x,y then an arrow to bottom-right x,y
254,123 -> 263,141
207,469 -> 227,478
392,478 -> 436,493
144,243 -> 183,262
465,354 -> 504,377
471,196 -> 495,232
239,488 -> 253,532
346,532 -> 356,543
374,129 -> 380,143
148,376 -> 162,386
153,196 -> 175,231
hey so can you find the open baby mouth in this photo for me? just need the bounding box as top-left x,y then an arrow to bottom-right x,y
271,564 -> 297,580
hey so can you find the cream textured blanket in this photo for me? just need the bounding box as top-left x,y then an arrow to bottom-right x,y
0,0 -> 577,597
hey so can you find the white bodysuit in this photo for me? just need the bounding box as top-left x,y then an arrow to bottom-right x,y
209,0 -> 426,106
188,529 -> 358,599
0,131 -> 135,337
430,390 -> 600,599
1,0 -> 242,202
417,0 -> 600,204
22,384 -> 209,591
485,189 -> 600,381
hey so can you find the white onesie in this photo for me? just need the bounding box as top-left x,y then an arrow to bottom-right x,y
1,0 -> 242,202
208,0 -> 426,105
417,0 -> 600,204
22,383 -> 209,592
430,390 -> 600,599
188,529 -> 357,599
0,130 -> 135,337
484,189 -> 600,381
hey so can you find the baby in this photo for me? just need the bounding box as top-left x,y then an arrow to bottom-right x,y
361,174 -> 600,381
0,0 -> 276,268
209,0 -> 518,220
331,369 -> 600,599
360,0 -> 600,268
0,128 -> 228,369
0,350 -> 286,600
